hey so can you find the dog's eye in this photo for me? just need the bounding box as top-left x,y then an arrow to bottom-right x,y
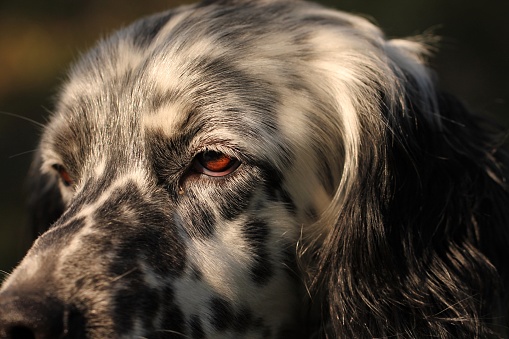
52,164 -> 73,187
193,151 -> 240,177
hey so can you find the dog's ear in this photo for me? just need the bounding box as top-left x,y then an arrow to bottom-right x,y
306,36 -> 509,336
26,151 -> 65,239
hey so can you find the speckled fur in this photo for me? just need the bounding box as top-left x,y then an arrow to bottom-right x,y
1,0 -> 508,338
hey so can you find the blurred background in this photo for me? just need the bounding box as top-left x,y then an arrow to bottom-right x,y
1,0 -> 508,276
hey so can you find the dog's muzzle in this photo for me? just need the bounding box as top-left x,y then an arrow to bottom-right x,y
0,291 -> 86,339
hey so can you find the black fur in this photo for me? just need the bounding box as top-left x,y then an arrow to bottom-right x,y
0,0 -> 508,338
311,89 -> 509,337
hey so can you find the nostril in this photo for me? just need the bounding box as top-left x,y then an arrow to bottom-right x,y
0,293 -> 65,339
7,326 -> 36,339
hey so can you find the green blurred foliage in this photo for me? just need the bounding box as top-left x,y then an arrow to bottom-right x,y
0,0 -> 508,276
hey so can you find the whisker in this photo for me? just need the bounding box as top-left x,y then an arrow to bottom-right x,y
152,329 -> 190,338
9,149 -> 38,159
110,267 -> 138,283
0,111 -> 45,129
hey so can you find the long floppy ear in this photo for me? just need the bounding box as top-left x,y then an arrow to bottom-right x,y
429,91 -> 509,272
26,150 -> 65,239
309,38 -> 509,338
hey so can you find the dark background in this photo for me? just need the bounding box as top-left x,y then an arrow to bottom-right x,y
1,0 -> 508,276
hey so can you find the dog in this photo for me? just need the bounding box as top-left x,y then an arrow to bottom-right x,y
1,0 -> 508,338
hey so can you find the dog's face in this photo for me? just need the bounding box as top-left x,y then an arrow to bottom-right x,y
0,1 -> 450,338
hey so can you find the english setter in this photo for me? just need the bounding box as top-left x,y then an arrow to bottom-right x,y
1,0 -> 508,338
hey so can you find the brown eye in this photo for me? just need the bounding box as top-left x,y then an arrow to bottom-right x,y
193,151 -> 240,177
52,164 -> 73,187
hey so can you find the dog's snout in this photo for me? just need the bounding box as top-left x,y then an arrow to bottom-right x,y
0,293 -> 83,339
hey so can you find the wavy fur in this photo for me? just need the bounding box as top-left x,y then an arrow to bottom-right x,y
0,0 -> 508,338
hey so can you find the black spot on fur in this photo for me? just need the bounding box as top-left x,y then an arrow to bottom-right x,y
209,297 -> 234,331
215,182 -> 254,221
114,282 -> 161,336
252,317 -> 271,337
261,164 -> 296,215
203,166 -> 261,222
139,288 -> 161,330
117,224 -> 186,277
189,315 -> 205,339
190,265 -> 203,281
250,256 -> 274,285
132,12 -> 174,48
89,182 -> 187,277
233,306 -> 253,333
51,177 -> 104,227
185,55 -> 281,127
152,287 -> 184,336
148,128 -> 201,191
179,193 -> 217,238
94,180 -> 146,222
162,286 -> 175,302
242,219 -> 274,285
160,304 -> 185,337
112,268 -> 143,335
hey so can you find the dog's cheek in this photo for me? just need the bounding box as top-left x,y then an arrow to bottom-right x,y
166,199 -> 302,336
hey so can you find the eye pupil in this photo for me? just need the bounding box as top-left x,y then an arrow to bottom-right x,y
201,151 -> 232,172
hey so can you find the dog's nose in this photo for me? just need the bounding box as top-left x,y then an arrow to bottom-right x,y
0,293 -> 68,339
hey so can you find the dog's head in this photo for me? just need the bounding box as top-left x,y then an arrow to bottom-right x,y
1,0 -> 508,338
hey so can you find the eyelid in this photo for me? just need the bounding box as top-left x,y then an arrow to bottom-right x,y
52,164 -> 73,186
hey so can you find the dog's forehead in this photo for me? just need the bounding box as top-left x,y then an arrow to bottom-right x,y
42,0 -> 383,180
45,2 -> 342,167
54,0 -> 374,120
